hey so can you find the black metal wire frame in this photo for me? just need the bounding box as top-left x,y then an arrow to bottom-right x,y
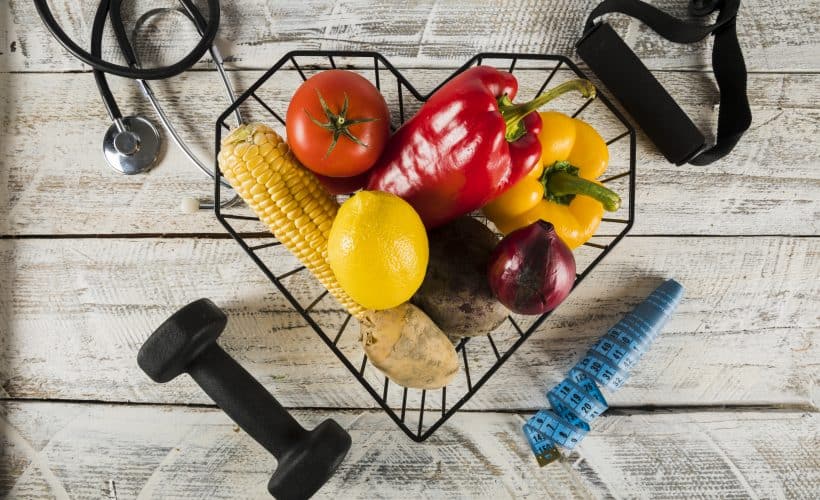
214,50 -> 637,442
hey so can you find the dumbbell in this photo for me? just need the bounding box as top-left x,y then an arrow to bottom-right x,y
137,298 -> 351,499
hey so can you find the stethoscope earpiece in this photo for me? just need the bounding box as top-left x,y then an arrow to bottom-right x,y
103,116 -> 161,175
180,196 -> 201,213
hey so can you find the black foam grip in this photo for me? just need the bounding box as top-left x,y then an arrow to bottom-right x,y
577,23 -> 705,165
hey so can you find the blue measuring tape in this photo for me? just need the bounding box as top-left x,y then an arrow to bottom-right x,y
524,279 -> 684,466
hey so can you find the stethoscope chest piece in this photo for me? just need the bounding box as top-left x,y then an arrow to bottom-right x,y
103,116 -> 161,175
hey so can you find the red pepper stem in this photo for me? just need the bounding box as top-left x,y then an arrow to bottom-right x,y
547,171 -> 621,212
498,79 -> 596,141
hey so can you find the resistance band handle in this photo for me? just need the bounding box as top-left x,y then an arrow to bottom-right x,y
577,0 -> 751,165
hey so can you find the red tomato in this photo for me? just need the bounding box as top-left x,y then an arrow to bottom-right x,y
286,70 -> 390,177
313,171 -> 369,195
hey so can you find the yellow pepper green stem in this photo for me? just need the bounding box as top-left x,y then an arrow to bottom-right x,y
498,79 -> 597,142
545,168 -> 621,212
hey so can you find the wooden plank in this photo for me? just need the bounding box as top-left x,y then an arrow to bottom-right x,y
1,402 -> 817,498
2,1 -> 819,73
1,236 -> 816,408
1,69 -> 817,236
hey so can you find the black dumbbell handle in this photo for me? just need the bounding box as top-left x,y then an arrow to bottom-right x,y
187,344 -> 308,458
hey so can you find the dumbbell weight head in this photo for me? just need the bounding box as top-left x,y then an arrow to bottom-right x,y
268,419 -> 352,499
137,298 -> 227,383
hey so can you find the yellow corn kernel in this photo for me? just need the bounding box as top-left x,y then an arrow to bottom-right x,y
217,123 -> 365,319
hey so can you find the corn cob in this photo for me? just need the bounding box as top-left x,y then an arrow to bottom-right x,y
218,122 -> 366,319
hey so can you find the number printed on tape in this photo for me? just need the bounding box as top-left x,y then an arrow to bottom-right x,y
522,280 -> 685,465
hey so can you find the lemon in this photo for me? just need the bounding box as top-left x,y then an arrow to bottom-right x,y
328,191 -> 429,310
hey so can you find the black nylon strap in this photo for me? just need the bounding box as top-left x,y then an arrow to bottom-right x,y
580,0 -> 751,165
584,0 -> 734,42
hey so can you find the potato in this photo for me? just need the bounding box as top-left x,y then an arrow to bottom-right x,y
412,217 -> 508,340
360,303 -> 459,389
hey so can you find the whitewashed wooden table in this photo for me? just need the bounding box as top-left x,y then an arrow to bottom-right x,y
1,1 -> 818,498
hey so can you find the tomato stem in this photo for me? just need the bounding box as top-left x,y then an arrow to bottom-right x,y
305,90 -> 379,158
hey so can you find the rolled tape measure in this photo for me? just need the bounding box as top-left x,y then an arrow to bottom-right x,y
524,279 -> 684,466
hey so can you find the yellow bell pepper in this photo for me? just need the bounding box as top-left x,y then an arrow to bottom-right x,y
483,111 -> 620,249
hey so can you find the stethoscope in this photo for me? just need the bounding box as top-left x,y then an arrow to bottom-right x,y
34,0 -> 241,211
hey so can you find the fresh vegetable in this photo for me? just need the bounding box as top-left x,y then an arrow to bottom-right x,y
217,123 -> 365,318
367,66 -> 596,228
488,220 -> 576,315
483,111 -> 620,249
360,303 -> 459,389
286,69 -> 390,178
412,217 -> 508,340
328,191 -> 429,311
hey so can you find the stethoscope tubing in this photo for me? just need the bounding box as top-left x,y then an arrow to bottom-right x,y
131,6 -> 243,128
33,0 -> 220,80
130,7 -> 240,192
38,0 -> 241,209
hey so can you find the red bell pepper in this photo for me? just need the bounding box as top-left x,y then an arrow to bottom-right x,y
367,66 -> 595,228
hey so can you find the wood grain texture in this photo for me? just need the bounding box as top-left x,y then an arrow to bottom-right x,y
1,69 -> 818,236
1,236 -> 816,409
1,3 -> 819,496
1,402 -> 818,499
2,0 -> 819,73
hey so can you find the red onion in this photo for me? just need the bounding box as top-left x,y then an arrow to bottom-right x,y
487,220 -> 576,315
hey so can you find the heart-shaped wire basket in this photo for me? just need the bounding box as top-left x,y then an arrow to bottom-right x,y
214,51 -> 636,442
